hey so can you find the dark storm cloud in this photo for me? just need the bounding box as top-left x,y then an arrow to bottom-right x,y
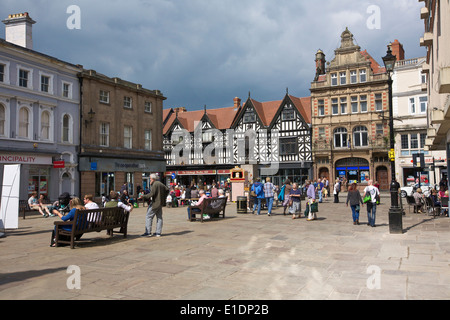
1,0 -> 425,110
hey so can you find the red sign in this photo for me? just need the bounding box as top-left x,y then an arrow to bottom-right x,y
53,161 -> 65,168
217,170 -> 231,174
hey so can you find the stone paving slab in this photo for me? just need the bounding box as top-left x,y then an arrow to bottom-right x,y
0,193 -> 449,301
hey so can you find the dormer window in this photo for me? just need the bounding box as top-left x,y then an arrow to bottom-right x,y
281,104 -> 295,121
243,109 -> 256,123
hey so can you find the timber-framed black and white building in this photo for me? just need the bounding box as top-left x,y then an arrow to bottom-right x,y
162,93 -> 312,187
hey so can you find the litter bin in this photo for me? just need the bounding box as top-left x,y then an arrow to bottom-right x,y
236,196 -> 247,214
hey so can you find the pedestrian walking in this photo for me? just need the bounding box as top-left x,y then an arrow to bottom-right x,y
140,174 -> 169,237
316,178 -> 324,203
264,177 -> 275,216
282,179 -> 293,215
363,180 -> 380,227
346,183 -> 363,225
333,178 -> 341,203
289,183 -> 302,219
306,180 -> 317,221
251,178 -> 264,215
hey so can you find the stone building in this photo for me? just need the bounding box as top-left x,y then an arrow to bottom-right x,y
78,70 -> 166,198
0,13 -> 82,201
310,28 -> 391,190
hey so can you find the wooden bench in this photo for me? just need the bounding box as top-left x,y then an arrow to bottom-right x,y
53,207 -> 129,249
19,200 -> 36,219
189,197 -> 227,222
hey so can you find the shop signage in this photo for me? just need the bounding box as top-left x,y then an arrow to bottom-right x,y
0,154 -> 52,165
178,170 -> 216,175
53,161 -> 65,169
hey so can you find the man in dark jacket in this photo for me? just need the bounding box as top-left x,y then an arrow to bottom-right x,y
140,174 -> 169,237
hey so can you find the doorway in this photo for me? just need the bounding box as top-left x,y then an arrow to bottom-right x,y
376,166 -> 389,191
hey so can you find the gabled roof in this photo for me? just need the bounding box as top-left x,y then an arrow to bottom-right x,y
163,105 -> 242,135
360,50 -> 386,75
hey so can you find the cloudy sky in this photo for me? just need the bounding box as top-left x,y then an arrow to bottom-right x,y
1,0 -> 426,110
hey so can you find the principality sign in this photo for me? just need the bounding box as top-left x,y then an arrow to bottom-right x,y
0,154 -> 52,165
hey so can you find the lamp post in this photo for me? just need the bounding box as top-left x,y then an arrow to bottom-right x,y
382,45 -> 403,234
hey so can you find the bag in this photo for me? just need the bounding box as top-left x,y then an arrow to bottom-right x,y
250,191 -> 257,197
133,202 -> 139,208
288,198 -> 293,206
304,204 -> 309,215
376,194 -> 380,205
363,192 -> 371,204
310,202 -> 318,213
278,185 -> 286,201
254,183 -> 263,196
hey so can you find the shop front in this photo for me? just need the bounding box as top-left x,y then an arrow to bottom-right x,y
79,157 -> 165,198
0,153 -> 59,201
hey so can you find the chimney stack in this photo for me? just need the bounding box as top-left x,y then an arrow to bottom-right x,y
390,39 -> 405,61
2,12 -> 36,49
233,97 -> 241,109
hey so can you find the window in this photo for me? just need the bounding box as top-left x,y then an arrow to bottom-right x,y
243,110 -> 256,123
100,123 -> 109,147
340,72 -> 346,85
401,133 -> 428,156
340,97 -> 347,114
280,137 -> 297,155
19,69 -> 29,88
0,104 -> 5,136
62,83 -> 71,98
359,69 -> 367,83
351,96 -> 358,113
350,70 -> 357,84
62,114 -> 70,143
41,75 -> 50,92
421,74 -> 427,84
0,64 -> 4,82
145,101 -> 152,113
124,126 -> 132,149
145,130 -> 152,150
334,128 -> 348,148
41,111 -> 50,140
318,127 -> 325,139
331,73 -> 338,86
374,93 -> 383,111
99,90 -> 109,103
360,95 -> 367,112
419,96 -> 427,113
353,126 -> 368,147
124,96 -> 132,109
376,124 -> 383,136
410,97 -> 416,114
318,99 -> 325,116
18,107 -> 30,138
282,104 -> 295,121
332,98 -> 339,115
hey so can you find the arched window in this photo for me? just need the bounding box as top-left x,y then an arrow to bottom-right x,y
19,107 -> 30,138
353,126 -> 368,147
0,104 -> 5,136
41,110 -> 50,140
334,127 -> 348,148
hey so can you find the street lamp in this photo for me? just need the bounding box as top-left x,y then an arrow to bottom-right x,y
382,45 -> 403,234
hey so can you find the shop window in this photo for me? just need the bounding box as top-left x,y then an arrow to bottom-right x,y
95,172 -> 115,197
28,168 -> 49,197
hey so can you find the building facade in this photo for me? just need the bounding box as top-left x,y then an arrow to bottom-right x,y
310,28 -> 391,190
163,93 -> 312,188
421,0 -> 450,187
392,39 -> 446,187
78,69 -> 166,198
0,13 -> 82,201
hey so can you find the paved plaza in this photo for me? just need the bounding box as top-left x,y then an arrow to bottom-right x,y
1,193 -> 449,301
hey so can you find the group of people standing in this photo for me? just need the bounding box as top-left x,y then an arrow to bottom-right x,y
250,178 -> 319,221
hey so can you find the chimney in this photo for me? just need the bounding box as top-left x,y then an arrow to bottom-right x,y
314,49 -> 326,81
390,39 -> 405,61
2,12 -> 36,49
233,97 -> 241,109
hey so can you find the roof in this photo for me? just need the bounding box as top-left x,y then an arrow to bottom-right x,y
360,50 -> 386,74
163,94 -> 311,135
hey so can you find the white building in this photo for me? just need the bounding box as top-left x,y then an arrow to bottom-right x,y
392,39 -> 446,187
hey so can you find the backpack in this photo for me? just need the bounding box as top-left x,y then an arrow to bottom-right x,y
253,183 -> 263,197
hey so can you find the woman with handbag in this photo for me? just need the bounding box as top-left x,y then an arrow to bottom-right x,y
346,183 -> 364,225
